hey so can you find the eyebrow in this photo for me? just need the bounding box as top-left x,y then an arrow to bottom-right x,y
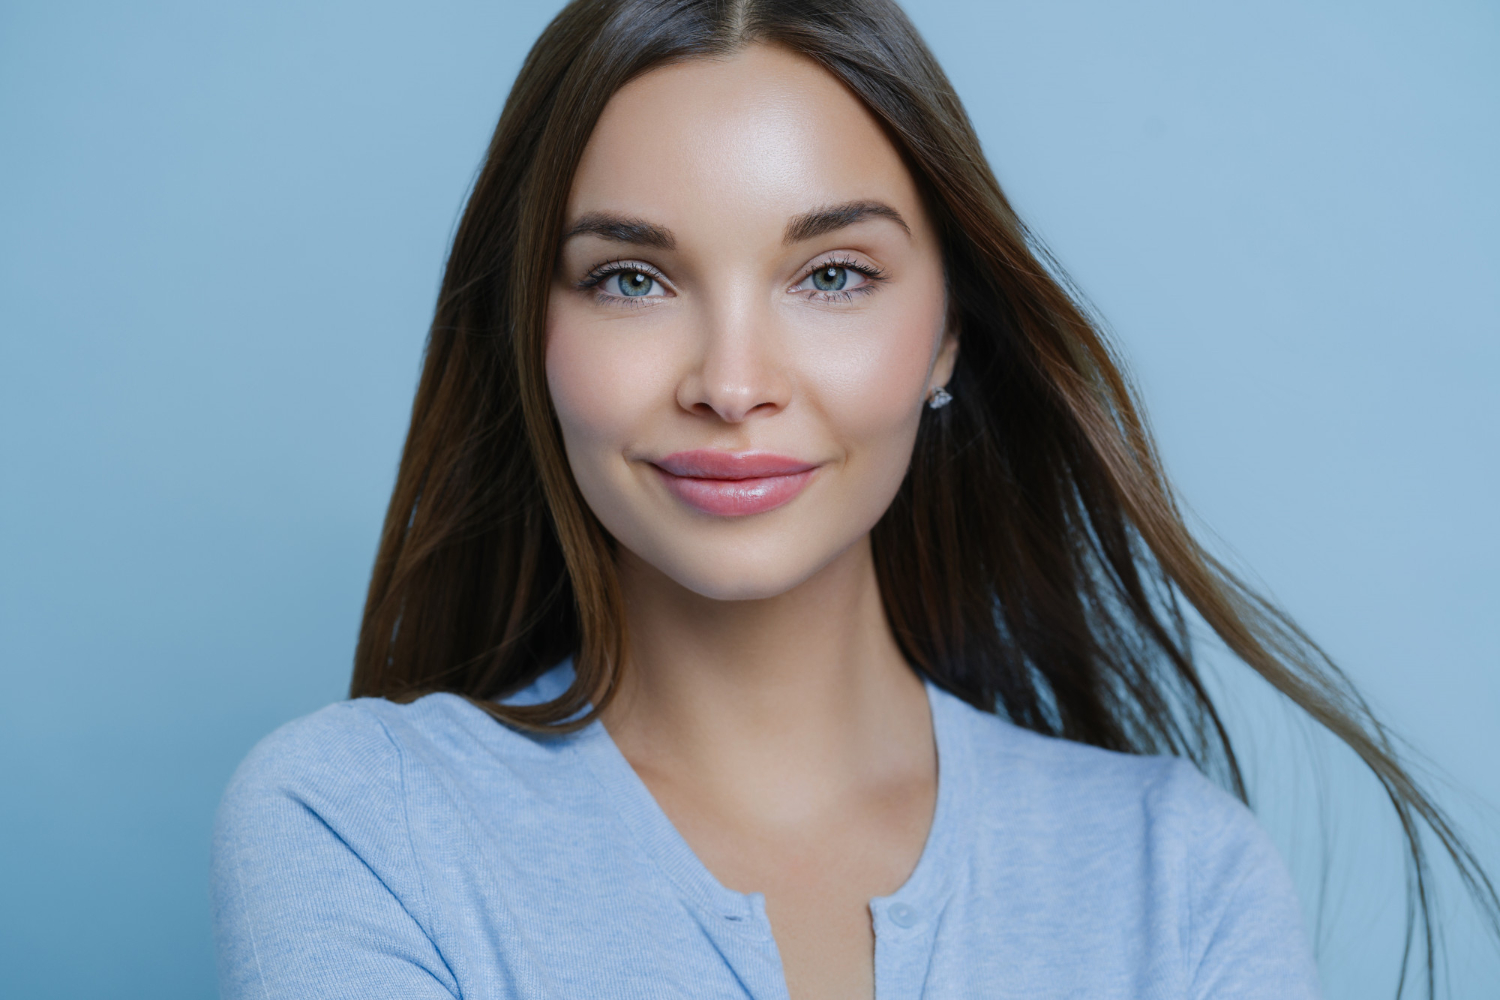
783,200 -> 910,244
562,212 -> 676,250
559,199 -> 911,253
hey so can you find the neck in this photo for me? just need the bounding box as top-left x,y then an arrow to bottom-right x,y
602,536 -> 932,821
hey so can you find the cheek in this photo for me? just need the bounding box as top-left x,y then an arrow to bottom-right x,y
545,306 -> 670,455
805,281 -> 944,449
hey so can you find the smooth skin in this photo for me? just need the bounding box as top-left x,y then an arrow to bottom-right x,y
547,44 -> 957,1000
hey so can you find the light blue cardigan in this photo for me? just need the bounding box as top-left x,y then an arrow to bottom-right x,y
212,663 -> 1320,998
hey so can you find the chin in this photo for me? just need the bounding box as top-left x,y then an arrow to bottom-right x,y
638,537 -> 845,603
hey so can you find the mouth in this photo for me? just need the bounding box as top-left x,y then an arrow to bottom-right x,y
651,450 -> 820,517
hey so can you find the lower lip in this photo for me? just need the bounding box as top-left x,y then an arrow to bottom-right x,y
653,467 -> 817,517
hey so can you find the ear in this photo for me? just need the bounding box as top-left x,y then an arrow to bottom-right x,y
928,320 -> 959,394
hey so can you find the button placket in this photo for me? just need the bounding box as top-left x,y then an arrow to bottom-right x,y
724,893 -> 792,1000
872,898 -> 941,1000
888,902 -> 920,929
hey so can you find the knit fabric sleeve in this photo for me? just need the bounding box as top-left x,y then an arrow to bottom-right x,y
211,701 -> 460,1000
1166,760 -> 1322,1000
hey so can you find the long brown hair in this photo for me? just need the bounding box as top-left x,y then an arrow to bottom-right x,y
351,0 -> 1497,993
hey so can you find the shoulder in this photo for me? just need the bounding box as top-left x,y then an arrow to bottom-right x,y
941,693 -> 1317,993
222,691 -> 553,815
215,699 -> 413,863
224,699 -> 400,796
212,689 -> 562,927
218,661 -> 581,844
222,662 -> 575,812
941,690 -> 1267,868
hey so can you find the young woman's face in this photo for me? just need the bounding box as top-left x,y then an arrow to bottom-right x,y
547,44 -> 955,601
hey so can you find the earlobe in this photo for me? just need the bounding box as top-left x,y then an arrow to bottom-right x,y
926,332 -> 958,409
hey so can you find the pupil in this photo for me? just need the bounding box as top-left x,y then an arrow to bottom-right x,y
620,272 -> 652,296
812,266 -> 847,292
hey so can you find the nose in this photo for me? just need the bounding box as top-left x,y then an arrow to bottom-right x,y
675,297 -> 791,424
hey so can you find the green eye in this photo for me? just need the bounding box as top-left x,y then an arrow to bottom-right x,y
811,266 -> 848,292
615,271 -> 654,296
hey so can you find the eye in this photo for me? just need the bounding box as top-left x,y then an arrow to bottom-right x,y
793,258 -> 881,299
602,269 -> 664,298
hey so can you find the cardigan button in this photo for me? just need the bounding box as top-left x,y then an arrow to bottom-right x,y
889,903 -> 919,928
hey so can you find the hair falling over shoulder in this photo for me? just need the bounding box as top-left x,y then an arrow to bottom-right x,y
349,1 -> 1498,993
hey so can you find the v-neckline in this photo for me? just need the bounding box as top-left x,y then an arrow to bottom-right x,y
567,670 -> 975,935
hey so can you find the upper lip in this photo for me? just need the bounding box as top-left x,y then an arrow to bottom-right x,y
653,450 -> 818,480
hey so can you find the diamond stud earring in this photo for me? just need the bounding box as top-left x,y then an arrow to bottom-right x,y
927,386 -> 953,410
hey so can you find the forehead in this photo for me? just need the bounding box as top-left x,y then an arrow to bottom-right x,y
567,44 -> 925,240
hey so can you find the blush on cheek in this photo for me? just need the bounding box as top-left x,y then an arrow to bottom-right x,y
808,310 -> 943,442
546,333 -> 606,442
544,316 -> 652,546
545,318 -> 648,452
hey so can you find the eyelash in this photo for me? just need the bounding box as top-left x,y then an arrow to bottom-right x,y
579,259 -> 668,307
800,254 -> 885,302
576,254 -> 887,305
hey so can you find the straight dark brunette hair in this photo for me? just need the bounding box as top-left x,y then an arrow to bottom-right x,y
351,0 -> 1497,993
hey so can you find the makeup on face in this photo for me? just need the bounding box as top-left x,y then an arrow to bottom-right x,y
651,450 -> 820,517
544,44 -> 955,600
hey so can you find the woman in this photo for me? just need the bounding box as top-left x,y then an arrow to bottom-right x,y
211,1 -> 1496,997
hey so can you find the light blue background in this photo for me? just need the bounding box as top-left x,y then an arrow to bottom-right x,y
1,1 -> 1495,997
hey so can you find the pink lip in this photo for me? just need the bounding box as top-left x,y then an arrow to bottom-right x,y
652,450 -> 819,517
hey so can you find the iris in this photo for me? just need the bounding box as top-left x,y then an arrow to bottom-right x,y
618,271 -> 654,296
811,265 -> 848,291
